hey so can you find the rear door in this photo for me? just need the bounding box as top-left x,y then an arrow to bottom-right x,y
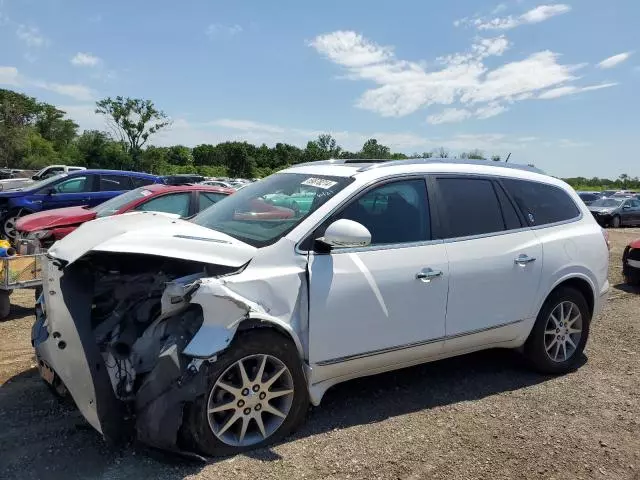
432,176 -> 543,352
91,174 -> 133,206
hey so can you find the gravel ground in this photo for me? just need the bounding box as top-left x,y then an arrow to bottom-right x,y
0,229 -> 639,480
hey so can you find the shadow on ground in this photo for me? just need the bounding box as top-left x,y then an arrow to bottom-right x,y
0,349 -> 567,479
614,282 -> 640,294
0,304 -> 34,323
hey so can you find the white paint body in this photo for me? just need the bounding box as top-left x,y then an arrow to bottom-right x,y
47,161 -> 610,409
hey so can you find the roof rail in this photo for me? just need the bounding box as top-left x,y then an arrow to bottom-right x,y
358,157 -> 546,175
291,158 -> 388,168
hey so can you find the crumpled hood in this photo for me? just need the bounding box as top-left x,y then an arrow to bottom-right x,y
16,206 -> 96,232
48,211 -> 257,267
589,206 -> 618,213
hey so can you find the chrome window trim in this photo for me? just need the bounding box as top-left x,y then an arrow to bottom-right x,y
314,318 -> 525,366
294,173 -> 431,254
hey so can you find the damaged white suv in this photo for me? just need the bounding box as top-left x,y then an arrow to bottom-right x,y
32,158 -> 609,456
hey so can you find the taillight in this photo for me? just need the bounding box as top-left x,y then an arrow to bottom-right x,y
601,228 -> 611,251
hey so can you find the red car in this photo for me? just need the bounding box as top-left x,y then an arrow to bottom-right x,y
623,238 -> 640,285
15,184 -> 234,250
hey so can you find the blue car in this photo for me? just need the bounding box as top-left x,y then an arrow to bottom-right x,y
0,169 -> 162,238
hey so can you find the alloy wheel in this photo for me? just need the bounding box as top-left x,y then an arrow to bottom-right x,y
207,354 -> 295,447
544,301 -> 583,362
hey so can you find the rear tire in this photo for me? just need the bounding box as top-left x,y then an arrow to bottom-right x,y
624,269 -> 640,286
524,287 -> 590,374
184,329 -> 308,456
0,290 -> 10,318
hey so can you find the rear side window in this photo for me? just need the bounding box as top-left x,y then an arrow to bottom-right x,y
100,174 -> 132,191
135,192 -> 191,217
198,192 -> 228,211
503,179 -> 580,226
436,178 -> 505,238
131,176 -> 156,187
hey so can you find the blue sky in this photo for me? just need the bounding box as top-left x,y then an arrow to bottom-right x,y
1,0 -> 638,178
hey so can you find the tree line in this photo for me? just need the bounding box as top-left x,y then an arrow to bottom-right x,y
0,88 -> 634,187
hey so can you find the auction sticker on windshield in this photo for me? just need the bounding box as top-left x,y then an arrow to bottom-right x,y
140,189 -> 152,196
301,178 -> 338,189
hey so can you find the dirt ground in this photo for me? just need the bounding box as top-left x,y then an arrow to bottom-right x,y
1,230 -> 639,480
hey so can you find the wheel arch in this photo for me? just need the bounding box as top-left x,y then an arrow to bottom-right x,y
540,274 -> 595,318
235,314 -> 305,360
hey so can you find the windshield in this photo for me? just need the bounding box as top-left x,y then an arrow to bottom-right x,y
591,198 -> 622,208
21,173 -> 68,192
193,172 -> 353,247
92,187 -> 155,218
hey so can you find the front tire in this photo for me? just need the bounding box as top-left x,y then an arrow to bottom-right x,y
184,329 -> 308,456
611,215 -> 621,228
2,209 -> 27,239
524,287 -> 590,374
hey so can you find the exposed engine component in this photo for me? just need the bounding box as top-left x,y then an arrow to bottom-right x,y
74,252 -> 237,401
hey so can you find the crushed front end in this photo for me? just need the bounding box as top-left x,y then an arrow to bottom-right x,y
32,252 -> 242,452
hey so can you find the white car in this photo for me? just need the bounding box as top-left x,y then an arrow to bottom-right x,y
32,158 -> 609,456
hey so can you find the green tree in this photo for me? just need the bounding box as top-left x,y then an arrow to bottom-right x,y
95,96 -> 170,165
360,138 -> 391,159
491,155 -> 501,162
75,130 -> 132,170
21,130 -> 59,168
193,144 -> 224,167
316,133 -> 342,158
466,149 -> 485,160
226,143 -> 255,177
434,147 -> 449,158
0,89 -> 42,166
167,145 -> 192,166
35,104 -> 78,151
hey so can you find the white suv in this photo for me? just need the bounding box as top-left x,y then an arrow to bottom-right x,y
33,159 -> 609,456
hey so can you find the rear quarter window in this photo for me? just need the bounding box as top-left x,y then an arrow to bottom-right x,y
502,179 -> 580,226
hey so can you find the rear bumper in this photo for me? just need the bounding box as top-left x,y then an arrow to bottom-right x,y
593,279 -> 610,319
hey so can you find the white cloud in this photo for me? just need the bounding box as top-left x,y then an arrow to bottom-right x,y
458,4 -> 571,31
71,52 -> 101,67
30,80 -> 95,101
0,66 -> 20,85
209,119 -> 286,134
205,23 -> 243,37
16,24 -> 48,47
597,52 -> 633,69
310,31 -> 600,123
538,82 -> 618,99
520,4 -> 571,24
427,108 -> 472,124
475,103 -> 508,119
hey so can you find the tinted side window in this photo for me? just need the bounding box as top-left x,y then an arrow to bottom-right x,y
436,178 -> 505,238
503,179 -> 580,226
53,176 -> 90,193
100,175 -> 131,191
131,176 -> 156,188
332,179 -> 430,245
494,182 -> 523,230
198,192 -> 228,211
135,192 -> 191,217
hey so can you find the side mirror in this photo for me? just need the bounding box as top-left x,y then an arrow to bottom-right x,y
46,188 -> 56,196
623,204 -> 631,210
315,219 -> 371,251
31,175 -> 39,181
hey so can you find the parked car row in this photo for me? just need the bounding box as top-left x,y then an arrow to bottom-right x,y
30,158 -> 611,457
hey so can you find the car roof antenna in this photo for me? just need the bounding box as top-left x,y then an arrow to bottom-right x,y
505,152 -> 512,163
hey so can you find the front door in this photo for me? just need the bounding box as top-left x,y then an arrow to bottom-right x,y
41,174 -> 95,210
307,178 -> 448,371
431,176 -> 543,350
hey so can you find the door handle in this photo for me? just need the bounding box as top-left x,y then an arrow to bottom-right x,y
415,268 -> 443,282
514,254 -> 536,265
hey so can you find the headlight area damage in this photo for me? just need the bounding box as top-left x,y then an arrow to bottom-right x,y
36,252 -> 263,455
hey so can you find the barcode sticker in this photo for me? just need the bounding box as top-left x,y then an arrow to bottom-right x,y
301,178 -> 338,189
